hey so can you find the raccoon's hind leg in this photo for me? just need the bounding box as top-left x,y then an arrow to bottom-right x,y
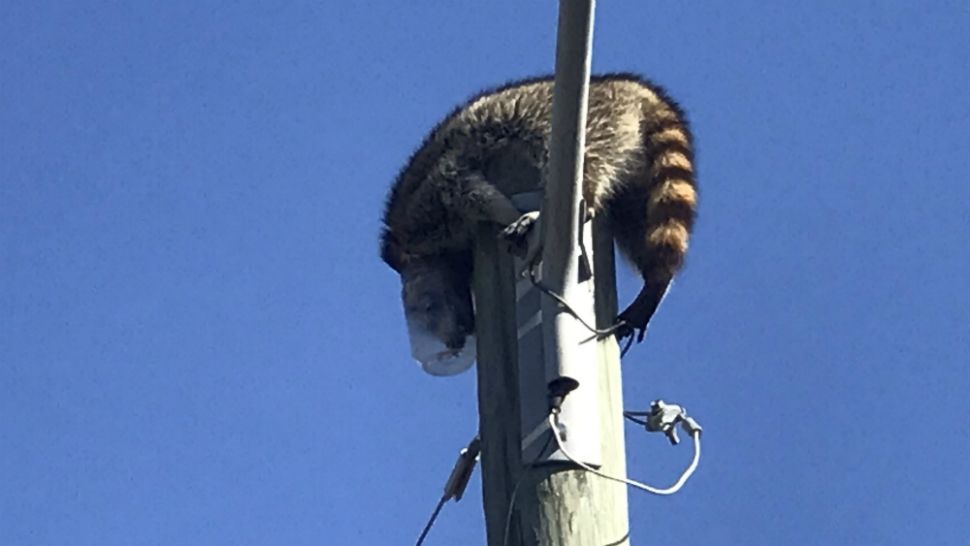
615,278 -> 674,342
607,184 -> 663,342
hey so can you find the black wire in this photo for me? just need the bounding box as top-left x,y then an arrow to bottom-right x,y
501,433 -> 556,546
527,265 -> 624,339
415,496 -> 448,546
623,412 -> 649,427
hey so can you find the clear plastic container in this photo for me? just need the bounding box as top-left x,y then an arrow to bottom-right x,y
406,320 -> 476,376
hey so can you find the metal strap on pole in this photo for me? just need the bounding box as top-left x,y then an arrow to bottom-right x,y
538,0 -> 600,466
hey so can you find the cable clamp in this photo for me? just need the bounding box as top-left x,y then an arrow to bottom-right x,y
631,399 -> 703,445
443,435 -> 481,502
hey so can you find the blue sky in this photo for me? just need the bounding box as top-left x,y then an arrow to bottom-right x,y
2,1 -> 968,544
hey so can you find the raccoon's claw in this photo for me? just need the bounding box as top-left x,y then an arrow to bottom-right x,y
614,280 -> 670,346
613,317 -> 648,344
499,211 -> 541,261
615,304 -> 650,344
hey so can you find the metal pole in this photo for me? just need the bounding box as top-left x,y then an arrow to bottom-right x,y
538,0 -> 600,467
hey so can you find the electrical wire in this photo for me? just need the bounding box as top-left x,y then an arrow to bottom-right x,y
548,413 -> 701,496
415,435 -> 480,546
415,496 -> 448,546
501,434 -> 554,546
527,265 -> 621,338
417,410 -> 699,545
622,411 -> 649,427
524,263 -> 643,354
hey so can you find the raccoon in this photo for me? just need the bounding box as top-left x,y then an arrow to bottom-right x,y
381,73 -> 697,351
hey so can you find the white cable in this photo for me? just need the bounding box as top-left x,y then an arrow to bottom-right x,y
547,413 -> 701,496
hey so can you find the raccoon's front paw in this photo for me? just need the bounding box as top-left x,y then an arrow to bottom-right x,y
499,211 -> 541,259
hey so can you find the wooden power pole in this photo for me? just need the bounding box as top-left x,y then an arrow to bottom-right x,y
473,1 -> 630,544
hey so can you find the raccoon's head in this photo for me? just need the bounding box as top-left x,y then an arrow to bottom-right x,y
399,256 -> 475,350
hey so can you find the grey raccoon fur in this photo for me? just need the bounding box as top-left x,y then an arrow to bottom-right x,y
381,73 -> 697,349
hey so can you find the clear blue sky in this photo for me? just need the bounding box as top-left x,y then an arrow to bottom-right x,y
2,2 -> 968,544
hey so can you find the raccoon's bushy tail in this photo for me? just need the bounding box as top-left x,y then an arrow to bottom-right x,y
610,93 -> 697,338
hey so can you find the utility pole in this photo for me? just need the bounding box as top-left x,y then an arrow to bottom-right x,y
473,1 -> 630,544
